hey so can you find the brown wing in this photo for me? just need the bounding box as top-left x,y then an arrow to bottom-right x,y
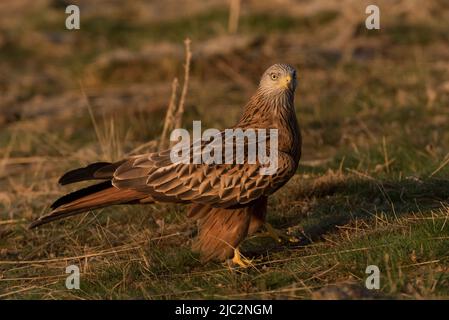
112,132 -> 296,208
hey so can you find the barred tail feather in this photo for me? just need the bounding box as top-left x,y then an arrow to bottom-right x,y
29,181 -> 146,229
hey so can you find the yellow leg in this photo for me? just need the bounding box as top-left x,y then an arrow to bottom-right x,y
231,248 -> 253,268
264,223 -> 299,243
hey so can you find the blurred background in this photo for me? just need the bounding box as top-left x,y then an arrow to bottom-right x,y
1,0 -> 449,169
1,0 -> 449,299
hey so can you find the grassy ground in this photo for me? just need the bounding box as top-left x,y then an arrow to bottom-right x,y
1,0 -> 449,299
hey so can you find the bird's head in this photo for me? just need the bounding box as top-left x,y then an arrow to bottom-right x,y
258,64 -> 297,96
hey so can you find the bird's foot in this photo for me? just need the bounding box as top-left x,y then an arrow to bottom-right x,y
264,223 -> 300,244
230,248 -> 253,268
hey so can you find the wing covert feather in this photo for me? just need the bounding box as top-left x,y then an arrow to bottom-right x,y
112,132 -> 296,207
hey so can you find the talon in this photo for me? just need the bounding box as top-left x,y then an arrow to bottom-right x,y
265,223 -> 299,243
288,236 -> 300,243
231,248 -> 252,268
265,223 -> 282,242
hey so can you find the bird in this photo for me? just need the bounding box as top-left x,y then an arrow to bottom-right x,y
30,63 -> 302,267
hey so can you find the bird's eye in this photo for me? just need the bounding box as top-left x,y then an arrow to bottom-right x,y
270,73 -> 278,80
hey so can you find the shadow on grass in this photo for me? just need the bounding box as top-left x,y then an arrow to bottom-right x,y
245,176 -> 449,256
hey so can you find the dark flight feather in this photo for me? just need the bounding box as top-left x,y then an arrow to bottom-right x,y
58,162 -> 112,185
51,181 -> 113,209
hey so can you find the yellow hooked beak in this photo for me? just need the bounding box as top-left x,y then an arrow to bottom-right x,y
280,75 -> 292,89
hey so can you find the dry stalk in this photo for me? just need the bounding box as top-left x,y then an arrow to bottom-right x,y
228,0 -> 241,34
174,38 -> 192,132
159,78 -> 179,150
